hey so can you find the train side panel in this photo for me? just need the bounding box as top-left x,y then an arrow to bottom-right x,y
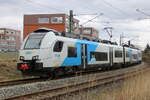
87,43 -> 110,65
113,47 -> 123,64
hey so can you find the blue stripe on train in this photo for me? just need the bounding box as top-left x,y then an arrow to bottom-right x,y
77,40 -> 99,64
61,42 -> 81,66
61,40 -> 98,67
87,43 -> 98,64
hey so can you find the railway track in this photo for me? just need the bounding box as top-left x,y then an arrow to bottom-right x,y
0,65 -> 140,88
0,63 -> 149,100
0,72 -> 98,88
0,77 -> 48,88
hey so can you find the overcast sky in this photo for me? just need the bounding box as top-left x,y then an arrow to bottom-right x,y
0,0 -> 150,49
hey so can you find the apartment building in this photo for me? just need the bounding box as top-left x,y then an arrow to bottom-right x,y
24,14 -> 80,39
0,28 -> 21,52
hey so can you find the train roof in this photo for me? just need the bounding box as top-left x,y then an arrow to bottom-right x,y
33,28 -> 141,50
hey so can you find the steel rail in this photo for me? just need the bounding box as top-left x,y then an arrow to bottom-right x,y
6,63 -> 148,100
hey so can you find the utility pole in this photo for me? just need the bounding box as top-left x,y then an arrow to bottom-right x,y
69,10 -> 73,33
80,25 -> 83,34
120,33 -> 125,46
128,40 -> 131,46
69,12 -> 103,33
120,34 -> 122,46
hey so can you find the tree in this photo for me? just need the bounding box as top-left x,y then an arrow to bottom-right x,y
144,43 -> 150,53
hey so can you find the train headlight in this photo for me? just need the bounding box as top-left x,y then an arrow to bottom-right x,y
20,56 -> 24,61
32,55 -> 39,60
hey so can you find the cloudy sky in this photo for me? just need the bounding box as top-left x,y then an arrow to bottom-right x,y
0,0 -> 150,49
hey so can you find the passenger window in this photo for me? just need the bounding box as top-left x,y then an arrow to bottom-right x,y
91,52 -> 108,61
68,47 -> 77,57
53,41 -> 63,52
115,50 -> 122,57
126,51 -> 129,57
133,54 -> 138,59
138,53 -> 141,57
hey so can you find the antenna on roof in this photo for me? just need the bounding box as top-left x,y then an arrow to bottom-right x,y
104,27 -> 113,41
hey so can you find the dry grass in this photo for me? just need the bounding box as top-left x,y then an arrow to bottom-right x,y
142,52 -> 150,64
0,52 -> 18,60
0,52 -> 28,81
0,53 -> 150,100
0,60 -> 23,81
91,64 -> 150,100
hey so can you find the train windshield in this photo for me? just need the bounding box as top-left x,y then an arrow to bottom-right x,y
24,33 -> 46,49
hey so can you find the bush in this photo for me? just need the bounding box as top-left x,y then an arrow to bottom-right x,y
142,52 -> 150,63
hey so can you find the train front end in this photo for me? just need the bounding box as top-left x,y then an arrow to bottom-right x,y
17,28 -> 56,76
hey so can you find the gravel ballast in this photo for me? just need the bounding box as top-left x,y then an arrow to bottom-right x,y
0,63 -> 144,100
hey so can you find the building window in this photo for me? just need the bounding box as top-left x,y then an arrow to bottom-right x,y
53,41 -> 64,52
51,17 -> 63,23
68,47 -> 77,57
11,31 -> 15,34
115,50 -> 122,57
8,42 -> 16,46
83,29 -> 91,34
0,42 -> 8,46
38,18 -> 49,23
5,36 -> 9,40
0,30 -> 4,34
1,36 -> 5,39
16,31 -> 20,34
90,52 -> 108,61
6,31 -> 11,34
8,48 -> 16,52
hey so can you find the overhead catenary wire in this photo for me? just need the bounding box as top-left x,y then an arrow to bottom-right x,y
136,9 -> 150,17
80,13 -> 104,26
74,13 -> 98,16
101,0 -> 129,16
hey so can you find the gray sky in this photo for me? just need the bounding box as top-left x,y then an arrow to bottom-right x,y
0,0 -> 150,49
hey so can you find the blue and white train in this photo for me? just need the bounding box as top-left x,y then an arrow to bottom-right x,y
17,28 -> 142,77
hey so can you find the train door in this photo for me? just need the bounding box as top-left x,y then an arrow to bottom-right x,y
109,47 -> 113,66
81,44 -> 87,69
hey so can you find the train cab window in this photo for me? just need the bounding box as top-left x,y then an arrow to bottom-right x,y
53,41 -> 64,52
24,33 -> 46,49
68,47 -> 77,57
115,50 -> 122,58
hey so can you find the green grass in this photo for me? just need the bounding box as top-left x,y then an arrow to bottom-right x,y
0,52 -> 18,60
